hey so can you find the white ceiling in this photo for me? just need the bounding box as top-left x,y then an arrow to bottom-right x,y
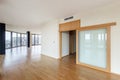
0,0 -> 119,27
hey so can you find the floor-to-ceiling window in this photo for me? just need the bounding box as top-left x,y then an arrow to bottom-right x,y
32,34 -> 41,46
5,31 -> 27,49
12,32 -> 17,47
21,34 -> 27,46
5,31 -> 41,49
5,31 -> 11,49
35,35 -> 38,45
17,33 -> 21,47
5,31 -> 42,55
32,34 -> 35,45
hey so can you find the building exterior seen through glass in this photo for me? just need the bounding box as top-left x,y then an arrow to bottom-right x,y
5,31 -> 41,49
5,31 -> 11,49
32,34 -> 41,46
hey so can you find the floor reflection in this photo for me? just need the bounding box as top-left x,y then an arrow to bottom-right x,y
4,45 -> 41,67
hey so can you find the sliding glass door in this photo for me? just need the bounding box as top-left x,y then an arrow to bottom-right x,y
77,27 -> 110,72
79,29 -> 107,68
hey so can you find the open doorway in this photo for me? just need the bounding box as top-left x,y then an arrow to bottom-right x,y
61,30 -> 76,60
69,30 -> 76,55
59,20 -> 80,63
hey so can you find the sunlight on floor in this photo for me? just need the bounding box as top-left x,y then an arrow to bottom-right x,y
4,45 -> 41,67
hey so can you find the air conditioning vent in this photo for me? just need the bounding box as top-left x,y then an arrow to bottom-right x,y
64,16 -> 73,21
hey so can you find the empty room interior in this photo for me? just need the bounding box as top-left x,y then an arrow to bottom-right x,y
0,0 -> 120,80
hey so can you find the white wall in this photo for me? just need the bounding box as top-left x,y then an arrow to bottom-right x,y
62,32 -> 69,57
41,20 -> 59,59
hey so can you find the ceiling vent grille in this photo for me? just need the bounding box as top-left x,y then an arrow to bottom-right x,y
64,16 -> 73,21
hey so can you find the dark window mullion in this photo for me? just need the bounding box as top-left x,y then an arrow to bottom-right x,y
38,35 -> 39,45
21,34 -> 23,46
9,31 -> 12,48
16,33 -> 17,47
11,32 -> 13,48
35,34 -> 36,45
20,33 -> 22,46
34,34 -> 35,45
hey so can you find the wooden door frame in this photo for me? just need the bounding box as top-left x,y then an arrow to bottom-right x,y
76,22 -> 116,73
59,32 -> 62,59
59,30 -> 77,59
59,20 -> 80,59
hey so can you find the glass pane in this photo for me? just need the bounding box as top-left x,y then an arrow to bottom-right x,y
35,35 -> 38,45
38,35 -> 41,45
78,29 -> 107,68
17,33 -> 21,46
21,34 -> 27,46
36,35 -> 39,45
21,34 -> 24,46
24,34 -> 27,46
5,31 -> 11,48
32,35 -> 35,45
12,32 -> 17,47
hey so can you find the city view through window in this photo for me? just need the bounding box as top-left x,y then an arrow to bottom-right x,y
5,31 -> 41,49
32,34 -> 41,45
